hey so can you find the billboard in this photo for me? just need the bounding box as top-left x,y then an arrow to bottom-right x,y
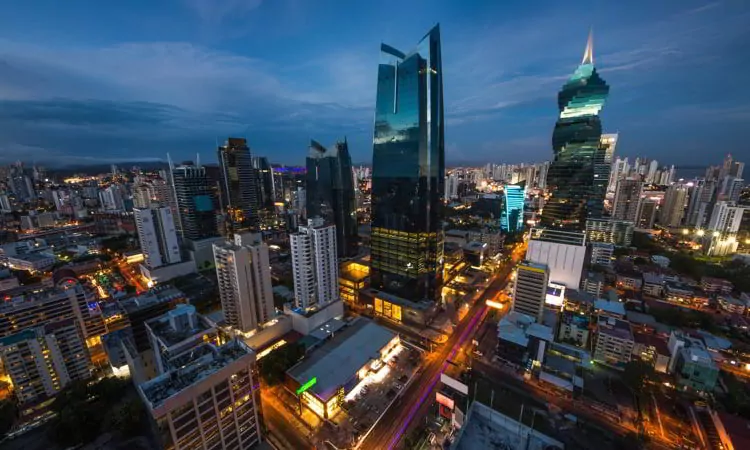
436,392 -> 455,410
440,373 -> 469,395
545,282 -> 566,307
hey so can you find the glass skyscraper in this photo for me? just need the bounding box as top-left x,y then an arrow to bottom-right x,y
542,32 -> 610,230
370,25 -> 445,303
306,138 -> 358,257
170,161 -> 219,241
501,185 -> 525,234
217,138 -> 259,231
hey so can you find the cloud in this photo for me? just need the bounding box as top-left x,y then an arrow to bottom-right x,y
182,0 -> 264,24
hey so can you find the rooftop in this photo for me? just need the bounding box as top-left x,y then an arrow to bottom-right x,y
451,401 -> 564,450
597,315 -> 633,341
146,304 -> 213,348
680,344 -> 716,368
287,318 -> 396,401
339,261 -> 369,282
626,311 -> 657,326
594,299 -> 626,316
139,340 -> 252,408
119,286 -> 185,313
633,332 -> 670,355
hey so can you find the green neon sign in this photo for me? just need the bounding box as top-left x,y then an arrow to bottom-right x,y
296,377 -> 317,395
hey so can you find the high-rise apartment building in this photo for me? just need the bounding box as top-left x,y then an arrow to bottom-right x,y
306,139 -> 358,257
512,262 -> 550,322
501,185 -> 525,234
213,234 -> 274,333
170,162 -> 219,241
134,207 -> 181,269
707,202 -> 745,235
685,179 -> 717,228
0,281 -> 103,404
542,32 -> 610,230
138,340 -> 262,450
659,184 -> 689,228
370,25 -> 445,303
218,137 -> 259,231
612,178 -> 642,222
291,218 -> 338,309
636,197 -> 659,229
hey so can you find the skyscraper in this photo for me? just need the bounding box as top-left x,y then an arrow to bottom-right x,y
291,218 -> 339,309
306,139 -> 358,257
134,207 -> 181,269
170,162 -> 219,241
659,183 -> 689,227
370,25 -> 445,303
612,178 -> 642,222
501,185 -> 525,234
213,234 -> 274,332
542,31 -> 610,230
217,138 -> 259,231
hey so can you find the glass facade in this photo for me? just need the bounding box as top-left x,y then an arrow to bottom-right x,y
170,163 -> 219,240
370,25 -> 445,303
501,185 -> 525,234
306,139 -> 358,257
217,137 -> 259,231
542,36 -> 610,231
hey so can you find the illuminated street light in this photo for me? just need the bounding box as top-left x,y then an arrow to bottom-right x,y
682,229 -> 689,235
713,231 -> 721,237
696,229 -> 705,237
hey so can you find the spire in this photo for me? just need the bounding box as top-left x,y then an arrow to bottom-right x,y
582,28 -> 594,65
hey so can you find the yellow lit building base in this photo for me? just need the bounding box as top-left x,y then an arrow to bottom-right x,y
374,297 -> 402,322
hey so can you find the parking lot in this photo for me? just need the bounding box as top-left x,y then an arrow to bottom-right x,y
322,344 -> 423,446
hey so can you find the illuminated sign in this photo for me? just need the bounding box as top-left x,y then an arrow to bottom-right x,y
296,377 -> 317,395
545,282 -> 565,307
485,299 -> 504,309
436,392 -> 455,410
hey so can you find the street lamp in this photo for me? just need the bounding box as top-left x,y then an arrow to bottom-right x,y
696,229 -> 705,237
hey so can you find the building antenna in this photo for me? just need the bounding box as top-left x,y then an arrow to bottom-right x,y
196,153 -> 200,168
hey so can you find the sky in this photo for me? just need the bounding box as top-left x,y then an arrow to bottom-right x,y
0,0 -> 749,167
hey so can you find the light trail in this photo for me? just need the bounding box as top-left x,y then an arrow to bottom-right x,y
387,304 -> 488,449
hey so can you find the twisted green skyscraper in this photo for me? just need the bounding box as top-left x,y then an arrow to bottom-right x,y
542,31 -> 610,230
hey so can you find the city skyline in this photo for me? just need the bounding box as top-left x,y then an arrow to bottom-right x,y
1,1 -> 749,166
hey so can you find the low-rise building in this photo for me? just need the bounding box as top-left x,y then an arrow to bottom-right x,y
557,310 -> 590,348
594,299 -> 626,319
138,339 -> 262,450
590,242 -> 614,268
650,255 -> 670,268
339,261 -> 369,306
642,272 -> 665,298
4,253 -> 56,273
593,315 -> 634,370
450,400 -> 564,450
285,318 -> 399,420
582,272 -> 605,298
463,241 -> 487,268
673,342 -> 719,392
632,332 -> 670,373
718,296 -> 748,315
701,276 -> 734,295
616,271 -> 642,292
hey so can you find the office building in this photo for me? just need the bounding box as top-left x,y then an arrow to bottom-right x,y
134,207 -> 181,269
213,234 -> 275,333
217,137 -> 259,231
500,184 -> 525,234
542,31 -> 610,230
612,178 -> 642,222
170,162 -> 219,240
512,262 -> 550,322
659,183 -> 689,227
291,218 -> 339,309
370,25 -> 445,304
585,218 -> 634,247
526,228 -> 587,289
306,139 -> 358,257
138,340 -> 262,450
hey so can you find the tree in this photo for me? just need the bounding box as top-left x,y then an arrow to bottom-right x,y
0,399 -> 17,437
623,360 -> 655,393
259,342 -> 306,385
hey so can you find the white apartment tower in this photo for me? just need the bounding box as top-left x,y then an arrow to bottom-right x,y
291,217 -> 338,309
708,202 -> 745,235
213,234 -> 275,333
134,207 -> 181,269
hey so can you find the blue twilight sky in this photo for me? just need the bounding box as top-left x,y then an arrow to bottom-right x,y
0,0 -> 749,167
